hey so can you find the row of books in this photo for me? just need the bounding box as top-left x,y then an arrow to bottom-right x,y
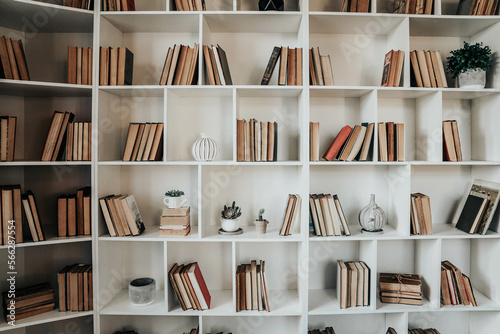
99,47 -> 134,86
337,260 -> 371,309
169,262 -> 212,311
279,194 -> 301,236
341,0 -> 370,12
236,119 -> 278,162
409,329 -> 442,334
378,122 -> 405,162
67,47 -> 93,85
379,273 -> 423,305
381,50 -> 404,87
310,47 -> 334,86
0,36 -> 30,81
0,116 -> 16,162
0,185 -> 23,244
160,44 -> 199,85
308,328 -> 336,334
410,192 -> 433,235
101,0 -> 135,11
63,0 -> 94,10
394,0 -> 433,14
203,44 -> 233,85
410,50 -> 448,88
2,283 -> 54,321
160,207 -> 191,236
174,0 -> 206,11
57,264 -> 93,312
41,111 -> 91,161
122,122 -> 164,161
236,260 -> 270,312
57,186 -> 91,237
319,123 -> 375,162
441,260 -> 477,306
443,120 -> 463,161
457,0 -> 499,14
99,194 -> 145,237
261,46 -> 303,86
309,194 -> 351,237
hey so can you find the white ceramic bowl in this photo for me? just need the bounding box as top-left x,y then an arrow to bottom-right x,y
221,218 -> 240,232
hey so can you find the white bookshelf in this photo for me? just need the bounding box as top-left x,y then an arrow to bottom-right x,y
1,0 -> 500,333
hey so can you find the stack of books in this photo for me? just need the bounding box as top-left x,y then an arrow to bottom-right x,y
443,120 -> 463,161
0,36 -> 30,81
122,123 -> 164,161
393,0 -> 433,14
57,264 -> 93,312
410,50 -> 447,88
341,0 -> 370,12
2,283 -> 55,321
321,123 -> 375,162
309,194 -> 351,237
308,327 -> 336,334
58,186 -> 92,238
409,329 -> 442,334
168,262 -> 211,311
203,44 -> 232,85
310,47 -> 334,86
236,260 -> 270,312
379,273 -> 423,305
99,47 -> 134,85
261,46 -> 302,86
62,0 -> 94,10
160,207 -> 191,236
457,0 -> 498,14
236,119 -> 278,162
381,50 -> 404,87
183,328 -> 199,334
337,260 -> 371,309
41,111 -> 91,162
159,44 -> 199,85
99,194 -> 145,237
280,194 -> 301,236
378,122 -> 405,162
386,328 -> 398,334
0,185 -> 23,244
22,190 -> 45,242
454,179 -> 500,235
0,116 -> 16,162
67,47 -> 93,85
410,193 -> 433,235
441,260 -> 477,306
101,0 -> 135,11
174,0 -> 206,10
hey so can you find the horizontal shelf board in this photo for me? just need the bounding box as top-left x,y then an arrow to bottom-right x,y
101,12 -> 199,33
99,85 -> 165,97
169,290 -> 233,316
420,224 -> 500,239
240,290 -> 301,316
0,0 -> 93,33
98,160 -> 303,166
0,310 -> 92,331
236,86 -> 303,97
410,161 -> 500,166
440,290 -> 500,311
309,224 -> 405,241
309,14 -> 404,35
410,16 -> 500,37
310,161 -> 408,166
377,87 -> 439,99
0,235 -> 92,249
308,289 -> 374,315
310,86 -> 374,98
203,13 -> 302,33
168,86 -> 233,97
310,161 -> 500,167
99,226 -> 200,241
441,88 -> 500,99
202,226 -> 303,242
0,161 -> 92,166
100,290 -> 167,315
0,79 -> 92,97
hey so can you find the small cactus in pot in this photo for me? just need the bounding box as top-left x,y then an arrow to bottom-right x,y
220,201 -> 242,232
254,208 -> 269,234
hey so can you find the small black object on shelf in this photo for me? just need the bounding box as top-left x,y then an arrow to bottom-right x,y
259,0 -> 284,11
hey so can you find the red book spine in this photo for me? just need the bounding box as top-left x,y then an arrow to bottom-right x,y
322,126 -> 352,161
194,262 -> 211,308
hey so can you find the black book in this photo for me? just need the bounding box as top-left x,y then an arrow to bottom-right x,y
273,121 -> 278,161
261,46 -> 281,85
456,193 -> 489,233
456,0 -> 474,14
124,48 -> 134,85
216,44 -> 232,85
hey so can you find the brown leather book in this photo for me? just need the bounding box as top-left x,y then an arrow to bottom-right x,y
76,47 -> 82,84
350,0 -> 358,11
237,119 -> 244,162
41,111 -> 65,161
430,51 -> 443,87
2,187 -> 13,245
72,122 -> 79,161
434,51 -> 447,88
130,123 -> 145,161
82,48 -> 88,85
26,191 -> 44,241
386,122 -> 395,161
424,51 -> 437,87
287,47 -> 296,86
174,45 -> 189,85
179,47 -> 194,85
123,123 -> 140,161
378,122 -> 388,161
12,185 -> 22,243
67,194 -> 77,236
208,46 -> 221,85
309,48 -> 318,86
0,36 -> 13,79
52,112 -> 74,161
396,123 -> 405,162
142,122 -> 157,161
442,121 -> 457,161
245,264 -> 251,310
236,265 -> 241,312
99,47 -> 106,85
135,123 -> 152,161
82,122 -> 89,161
109,48 -> 118,85
169,264 -> 187,310
58,195 -> 68,237
278,46 -> 288,85
58,265 -> 72,311
250,119 -> 255,161
12,40 -> 29,81
5,38 -> 19,80
5,120 -> 15,162
0,117 -> 7,161
69,264 -> 83,311
87,48 -> 92,85
148,123 -> 163,161
203,45 -> 215,85
410,51 -> 423,87
267,122 -> 275,161
239,264 -> 246,310
321,55 -> 334,86
66,122 -> 73,161
78,122 -> 84,161
261,121 -> 268,162
113,195 -> 132,235
159,47 -> 173,85
451,120 -> 462,161
416,50 -> 431,87
312,47 -> 324,85
187,43 -> 199,85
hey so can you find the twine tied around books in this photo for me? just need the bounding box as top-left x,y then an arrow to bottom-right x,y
393,273 -> 412,303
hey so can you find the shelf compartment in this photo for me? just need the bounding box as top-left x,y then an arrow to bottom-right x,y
309,313 -> 408,333
0,310 -> 93,332
309,0 -> 374,12
100,290 -> 167,315
236,0 -> 302,11
100,12 -> 199,33
168,289 -> 234,315
408,310 -> 500,333
100,314 -> 197,333
202,225 -> 302,242
99,226 -> 200,241
0,235 -> 91,249
203,13 -> 302,34
409,16 -> 500,37
203,316 -> 301,334
0,79 -> 92,97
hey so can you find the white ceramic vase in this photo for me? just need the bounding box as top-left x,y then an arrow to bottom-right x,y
192,133 -> 219,161
458,69 -> 486,89
163,196 -> 188,209
221,217 -> 240,232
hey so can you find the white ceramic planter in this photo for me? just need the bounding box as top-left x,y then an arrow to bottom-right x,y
129,277 -> 156,306
163,196 -> 188,209
458,69 -> 486,89
192,133 -> 219,161
221,217 -> 240,232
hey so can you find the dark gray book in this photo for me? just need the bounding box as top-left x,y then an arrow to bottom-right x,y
261,46 -> 281,85
456,0 -> 474,14
456,193 -> 488,233
124,48 -> 134,85
273,122 -> 278,161
216,44 -> 232,85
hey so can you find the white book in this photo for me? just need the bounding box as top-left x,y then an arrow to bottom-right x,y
187,264 -> 209,310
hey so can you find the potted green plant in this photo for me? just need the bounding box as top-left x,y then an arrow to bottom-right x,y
221,201 -> 242,232
254,208 -> 269,234
163,190 -> 188,209
447,42 -> 492,89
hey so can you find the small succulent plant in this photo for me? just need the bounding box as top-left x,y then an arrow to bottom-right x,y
257,208 -> 265,221
221,201 -> 242,219
165,190 -> 184,197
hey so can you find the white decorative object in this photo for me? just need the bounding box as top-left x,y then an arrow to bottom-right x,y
192,133 -> 219,161
129,277 -> 156,306
458,69 -> 486,89
221,217 -> 240,232
163,196 -> 188,209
